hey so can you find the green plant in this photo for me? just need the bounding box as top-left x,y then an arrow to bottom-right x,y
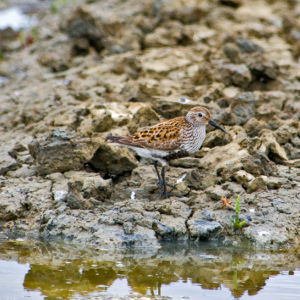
230,195 -> 246,229
51,0 -> 78,14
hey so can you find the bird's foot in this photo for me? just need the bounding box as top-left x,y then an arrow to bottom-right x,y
157,173 -> 187,199
157,181 -> 177,199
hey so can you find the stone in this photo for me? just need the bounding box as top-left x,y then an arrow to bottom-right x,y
205,185 -> 230,201
237,39 -> 264,53
146,199 -> 192,219
233,170 -> 255,186
64,171 -> 112,202
247,176 -> 267,193
38,52 -> 70,72
202,129 -> 232,148
244,118 -> 265,137
127,104 -> 161,134
218,64 -> 252,88
187,219 -> 222,240
0,151 -> 21,175
223,43 -> 241,63
144,21 -> 184,48
153,215 -> 187,238
259,130 -> 288,163
244,225 -> 289,248
29,129 -> 96,175
240,151 -> 277,176
246,54 -> 278,82
230,92 -> 256,125
0,178 -> 52,221
89,144 -> 137,178
62,6 -> 105,52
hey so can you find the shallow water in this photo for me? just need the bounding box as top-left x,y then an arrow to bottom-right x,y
0,240 -> 299,300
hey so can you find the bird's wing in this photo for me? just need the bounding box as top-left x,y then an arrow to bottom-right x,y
110,117 -> 187,151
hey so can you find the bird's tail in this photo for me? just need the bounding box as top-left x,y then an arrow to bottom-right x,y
106,134 -> 122,143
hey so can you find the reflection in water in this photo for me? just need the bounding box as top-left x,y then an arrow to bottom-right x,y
0,240 -> 299,299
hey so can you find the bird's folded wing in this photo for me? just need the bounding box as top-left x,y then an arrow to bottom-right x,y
115,118 -> 186,151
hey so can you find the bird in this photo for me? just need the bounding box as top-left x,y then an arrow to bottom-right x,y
107,106 -> 227,199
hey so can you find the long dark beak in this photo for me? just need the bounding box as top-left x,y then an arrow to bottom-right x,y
209,119 -> 227,133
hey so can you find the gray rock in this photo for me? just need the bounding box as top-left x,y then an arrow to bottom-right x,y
0,151 -> 21,175
89,144 -> 137,178
205,185 -> 230,201
237,39 -> 264,53
247,176 -> 267,193
153,215 -> 187,239
223,43 -> 241,63
202,129 -> 232,148
62,6 -> 105,52
230,92 -> 256,125
218,63 -> 252,88
187,219 -> 222,240
29,129 -> 96,175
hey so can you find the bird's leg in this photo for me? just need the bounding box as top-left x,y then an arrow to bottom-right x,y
160,166 -> 168,199
154,161 -> 165,197
154,162 -> 182,198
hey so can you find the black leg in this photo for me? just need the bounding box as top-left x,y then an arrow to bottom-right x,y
154,161 -> 161,182
161,166 -> 168,199
154,161 -> 164,198
154,162 -> 186,199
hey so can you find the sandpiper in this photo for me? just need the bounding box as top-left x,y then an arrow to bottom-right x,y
107,106 -> 227,199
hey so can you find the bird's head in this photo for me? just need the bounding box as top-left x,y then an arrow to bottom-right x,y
186,106 -> 227,133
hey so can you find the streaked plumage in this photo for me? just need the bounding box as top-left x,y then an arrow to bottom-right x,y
107,106 -> 226,198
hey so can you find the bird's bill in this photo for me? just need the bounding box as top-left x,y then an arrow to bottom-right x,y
209,119 -> 227,133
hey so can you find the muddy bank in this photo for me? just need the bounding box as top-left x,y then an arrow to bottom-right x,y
0,0 -> 300,250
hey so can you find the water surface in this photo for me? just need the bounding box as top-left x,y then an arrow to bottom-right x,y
0,240 -> 299,299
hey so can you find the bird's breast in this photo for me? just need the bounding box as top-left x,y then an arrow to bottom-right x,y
181,126 -> 206,154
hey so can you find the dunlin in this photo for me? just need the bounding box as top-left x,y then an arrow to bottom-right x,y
107,106 -> 227,199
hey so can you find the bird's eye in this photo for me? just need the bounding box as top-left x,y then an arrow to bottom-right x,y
198,113 -> 203,117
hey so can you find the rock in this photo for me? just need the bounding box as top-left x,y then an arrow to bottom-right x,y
197,142 -> 248,181
230,92 -> 256,125
160,1 -> 208,24
0,178 -> 52,221
64,170 -> 112,202
247,176 -> 267,193
233,170 -> 255,186
223,43 -> 241,63
218,64 -> 252,88
127,104 -> 161,134
259,130 -> 288,163
244,225 -> 289,248
265,177 -> 282,190
246,53 -> 278,82
202,129 -> 232,148
62,6 -> 105,52
237,39 -> 264,53
187,219 -> 222,240
38,51 -> 70,72
205,185 -> 230,201
146,199 -> 192,219
219,0 -> 243,8
29,129 -> 96,175
89,144 -> 137,178
274,125 -> 297,145
222,181 -> 245,195
240,151 -> 277,176
153,215 -> 187,238
0,151 -> 21,176
144,21 -> 184,48
244,118 -> 265,137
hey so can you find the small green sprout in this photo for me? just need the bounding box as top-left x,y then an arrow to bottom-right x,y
230,195 -> 246,229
